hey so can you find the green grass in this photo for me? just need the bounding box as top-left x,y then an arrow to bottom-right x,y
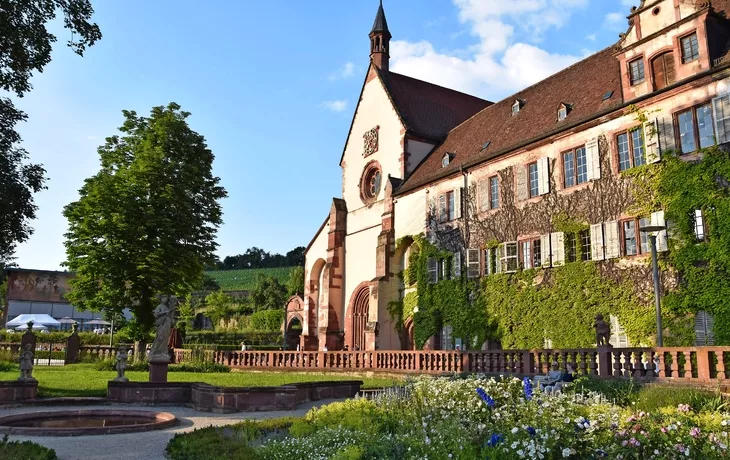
0,364 -> 399,398
206,267 -> 296,291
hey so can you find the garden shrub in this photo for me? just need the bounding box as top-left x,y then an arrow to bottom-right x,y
93,359 -> 149,372
166,417 -> 296,460
0,436 -> 58,460
168,362 -> 230,373
633,384 -> 727,413
249,310 -> 285,332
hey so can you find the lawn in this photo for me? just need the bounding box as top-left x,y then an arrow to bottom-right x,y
0,364 -> 400,398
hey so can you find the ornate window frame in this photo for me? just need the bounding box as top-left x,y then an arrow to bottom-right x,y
363,126 -> 380,157
359,160 -> 383,205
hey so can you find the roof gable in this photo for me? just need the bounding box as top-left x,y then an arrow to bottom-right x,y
380,71 -> 492,140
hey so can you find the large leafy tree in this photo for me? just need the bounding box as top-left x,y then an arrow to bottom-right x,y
0,0 -> 102,265
63,103 -> 227,330
250,274 -> 287,311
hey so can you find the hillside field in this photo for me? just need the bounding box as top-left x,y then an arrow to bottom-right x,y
206,267 -> 296,291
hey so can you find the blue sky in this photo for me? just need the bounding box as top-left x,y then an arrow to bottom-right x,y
13,0 -> 638,271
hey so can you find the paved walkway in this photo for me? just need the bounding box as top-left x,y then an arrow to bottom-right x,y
3,399 -> 344,460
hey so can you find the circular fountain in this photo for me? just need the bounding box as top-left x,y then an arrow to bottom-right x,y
0,410 -> 178,436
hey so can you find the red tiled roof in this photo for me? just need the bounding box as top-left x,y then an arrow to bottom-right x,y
380,69 -> 492,140
398,47 -> 623,192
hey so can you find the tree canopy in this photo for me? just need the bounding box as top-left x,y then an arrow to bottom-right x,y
63,103 -> 227,330
219,246 -> 305,270
0,0 -> 102,265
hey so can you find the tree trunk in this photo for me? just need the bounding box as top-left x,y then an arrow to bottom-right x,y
134,340 -> 147,363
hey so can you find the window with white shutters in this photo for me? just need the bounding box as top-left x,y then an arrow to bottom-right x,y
537,157 -> 550,195
604,221 -> 621,259
550,232 -> 565,266
521,240 -> 532,269
516,165 -> 529,201
586,138 -> 601,180
693,209 -> 706,241
712,94 -> 730,144
466,249 -> 480,279
500,242 -> 518,273
590,223 -> 605,261
540,234 -> 552,267
609,315 -> 630,348
454,188 -> 462,219
453,252 -> 462,278
427,257 -> 438,284
695,311 -> 715,345
644,119 -> 661,164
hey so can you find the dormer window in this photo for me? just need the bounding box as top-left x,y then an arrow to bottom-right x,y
512,100 -> 521,116
442,153 -> 452,168
557,104 -> 570,122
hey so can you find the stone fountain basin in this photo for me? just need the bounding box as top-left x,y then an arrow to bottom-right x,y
0,409 -> 178,436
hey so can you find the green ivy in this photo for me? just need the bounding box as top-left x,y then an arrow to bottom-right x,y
630,146 -> 730,343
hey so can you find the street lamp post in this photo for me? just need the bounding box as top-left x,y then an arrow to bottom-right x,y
640,224 -> 666,347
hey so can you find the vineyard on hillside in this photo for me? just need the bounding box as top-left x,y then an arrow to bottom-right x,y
206,267 -> 296,291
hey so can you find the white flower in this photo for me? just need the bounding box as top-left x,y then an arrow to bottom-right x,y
512,427 -> 519,434
562,447 -> 572,457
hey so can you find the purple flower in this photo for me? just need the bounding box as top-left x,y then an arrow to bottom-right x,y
526,426 -> 536,437
522,377 -> 533,401
486,433 -> 503,448
476,387 -> 496,409
690,427 -> 701,437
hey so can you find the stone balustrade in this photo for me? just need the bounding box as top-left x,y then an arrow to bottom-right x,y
171,347 -> 730,382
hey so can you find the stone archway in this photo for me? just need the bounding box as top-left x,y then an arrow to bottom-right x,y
347,284 -> 371,350
286,316 -> 303,350
403,317 -> 415,350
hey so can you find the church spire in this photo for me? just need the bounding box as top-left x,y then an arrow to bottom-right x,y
369,0 -> 391,72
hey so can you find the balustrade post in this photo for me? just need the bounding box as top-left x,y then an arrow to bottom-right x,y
670,351 -> 680,378
683,351 -> 693,380
696,348 -> 711,380
597,348 -> 613,378
716,350 -> 726,380
522,351 -> 535,375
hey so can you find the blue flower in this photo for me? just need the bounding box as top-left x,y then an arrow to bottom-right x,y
476,387 -> 496,409
526,426 -> 536,437
522,377 -> 533,401
486,433 -> 503,447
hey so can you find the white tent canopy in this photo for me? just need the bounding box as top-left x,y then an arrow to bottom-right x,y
6,314 -> 61,328
14,323 -> 48,331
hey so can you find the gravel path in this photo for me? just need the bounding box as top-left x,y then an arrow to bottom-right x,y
2,399 -> 344,460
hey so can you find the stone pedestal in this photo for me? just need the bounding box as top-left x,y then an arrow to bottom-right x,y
148,355 -> 170,383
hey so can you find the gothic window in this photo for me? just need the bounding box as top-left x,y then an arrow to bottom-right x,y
363,126 -> 379,157
360,163 -> 382,204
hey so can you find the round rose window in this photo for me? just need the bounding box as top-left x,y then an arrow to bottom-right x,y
360,164 -> 382,203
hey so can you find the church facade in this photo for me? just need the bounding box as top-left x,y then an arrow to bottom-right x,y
297,0 -> 730,351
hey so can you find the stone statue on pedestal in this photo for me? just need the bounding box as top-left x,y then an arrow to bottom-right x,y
19,344 -> 37,382
114,348 -> 129,382
149,295 -> 178,362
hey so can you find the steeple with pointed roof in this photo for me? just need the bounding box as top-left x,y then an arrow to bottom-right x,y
369,1 -> 391,72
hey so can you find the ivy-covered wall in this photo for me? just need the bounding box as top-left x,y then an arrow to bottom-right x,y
391,139 -> 730,349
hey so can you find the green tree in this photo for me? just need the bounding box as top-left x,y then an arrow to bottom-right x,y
176,294 -> 196,334
251,274 -> 287,311
287,266 -> 305,297
63,103 -> 227,331
0,1 -> 102,264
205,290 -> 233,329
200,274 -> 220,291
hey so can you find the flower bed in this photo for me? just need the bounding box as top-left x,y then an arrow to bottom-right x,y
167,375 -> 730,459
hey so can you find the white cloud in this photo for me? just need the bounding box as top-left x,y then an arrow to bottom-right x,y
321,100 -> 348,112
328,62 -> 356,81
389,0 -> 589,99
604,12 -> 626,31
586,33 -> 596,42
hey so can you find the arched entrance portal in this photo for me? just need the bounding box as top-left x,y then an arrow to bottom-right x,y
286,316 -> 303,350
351,286 -> 370,350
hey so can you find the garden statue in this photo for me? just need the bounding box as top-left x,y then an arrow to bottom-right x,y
19,344 -> 37,382
149,295 -> 178,361
594,314 -> 612,347
114,348 -> 129,382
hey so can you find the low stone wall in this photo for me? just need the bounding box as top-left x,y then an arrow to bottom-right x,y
107,382 -> 192,405
107,380 -> 362,413
0,381 -> 38,403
